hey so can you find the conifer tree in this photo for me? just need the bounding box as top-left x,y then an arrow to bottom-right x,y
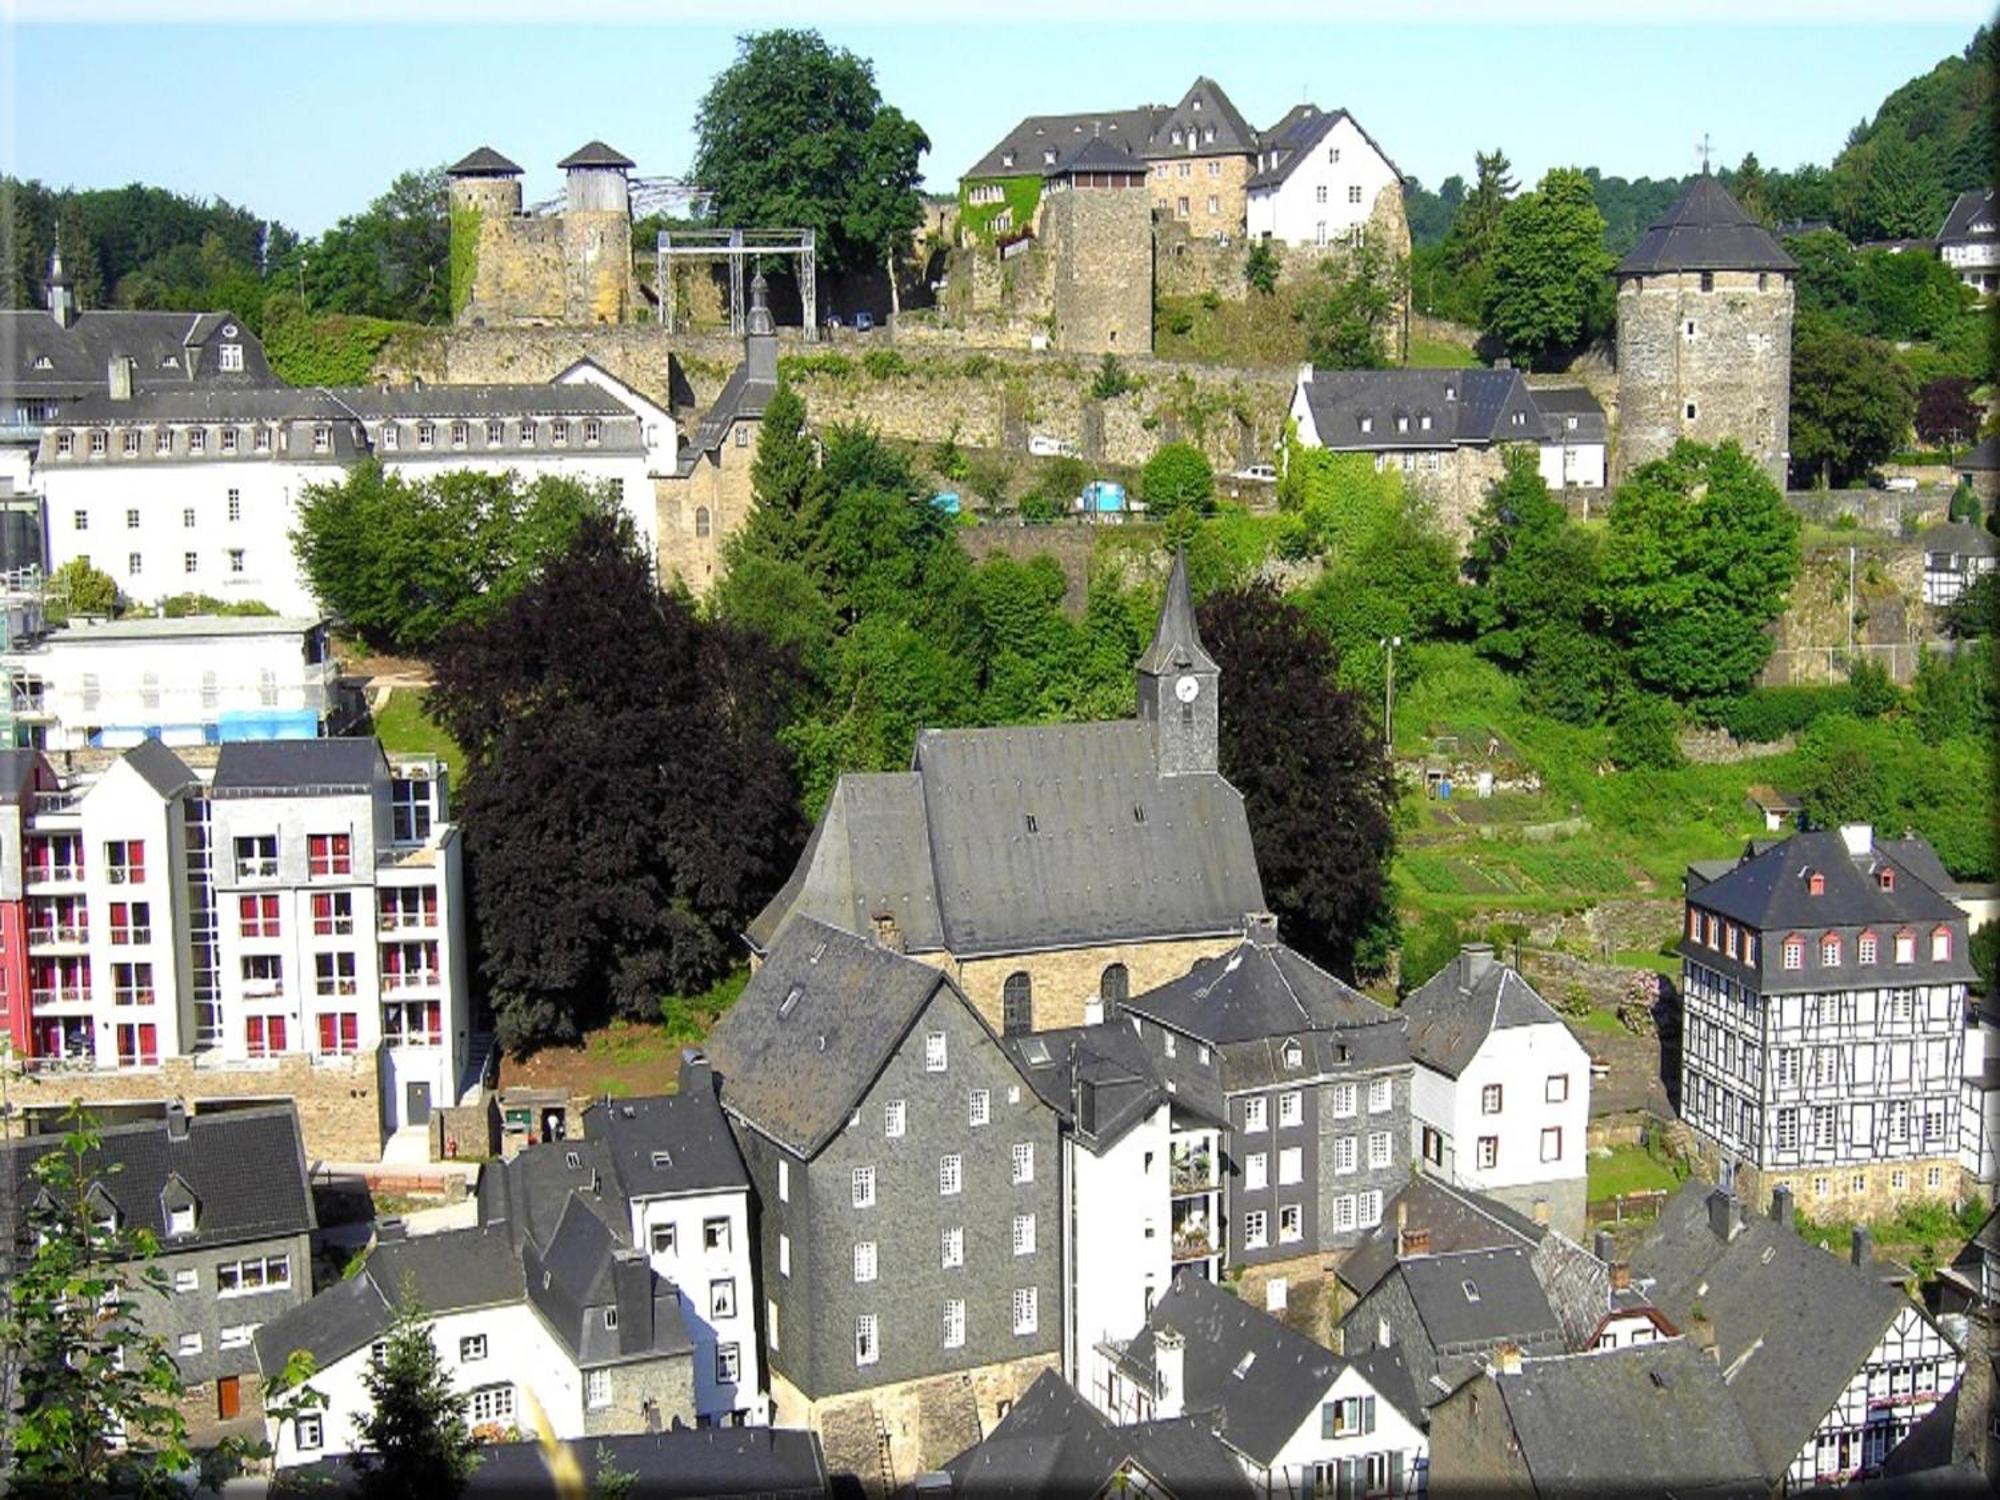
352,1285 -> 478,1499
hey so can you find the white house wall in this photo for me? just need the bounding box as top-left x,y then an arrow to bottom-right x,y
1247,116 -> 1401,248
1786,1303 -> 1960,1489
1413,1024 -> 1591,1212
626,1185 -> 764,1424
1068,1104 -> 1173,1399
1258,1362 -> 1428,1500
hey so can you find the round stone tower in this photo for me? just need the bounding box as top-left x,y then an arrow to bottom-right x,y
1613,176 -> 1796,489
557,140 -> 636,326
445,147 -> 524,326
446,144 -> 524,220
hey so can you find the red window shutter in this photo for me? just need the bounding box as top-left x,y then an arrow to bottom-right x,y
319,1014 -> 336,1054
131,841 -> 145,882
139,1024 -> 157,1065
246,1016 -> 264,1055
341,1013 -> 358,1050
270,1016 -> 287,1052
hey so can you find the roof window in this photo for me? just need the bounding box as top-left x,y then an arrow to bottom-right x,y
1878,868 -> 1895,891
1462,1280 -> 1481,1303
651,1150 -> 672,1169
1232,1352 -> 1255,1378
565,1151 -> 581,1169
780,985 -> 804,1018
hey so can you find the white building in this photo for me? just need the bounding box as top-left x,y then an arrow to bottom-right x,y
1400,944 -> 1592,1239
35,377 -> 667,618
1246,107 -> 1404,250
1096,1270 -> 1428,1499
3,613 -> 336,750
1938,188 -> 1997,295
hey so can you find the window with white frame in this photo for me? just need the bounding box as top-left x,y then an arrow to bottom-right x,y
1932,927 -> 1952,961
1333,1195 -> 1357,1233
295,1413 -> 324,1451
1334,1136 -> 1357,1174
1332,1082 -> 1358,1117
940,1154 -> 962,1196
1477,1136 -> 1499,1170
942,1226 -> 964,1268
1244,1096 -> 1269,1132
944,1299 -> 966,1349
1776,1107 -> 1799,1151
459,1335 -> 487,1362
1013,1213 -> 1036,1255
853,1242 -> 877,1284
219,1324 -> 255,1350
469,1384 -> 515,1425
1784,936 -> 1805,970
926,1032 -> 948,1071
778,1234 -> 790,1277
1278,1091 -> 1303,1128
885,1099 -> 906,1137
777,1159 -> 789,1202
1243,1210 -> 1268,1248
1368,1130 -> 1392,1169
1368,1077 -> 1392,1112
855,1314 -> 879,1366
1279,1146 -> 1304,1185
1012,1287 -> 1038,1335
1481,1084 -> 1503,1114
852,1167 -> 876,1209
1246,1151 -> 1268,1190
1279,1204 -> 1303,1242
215,1253 -> 290,1296
703,1217 -> 729,1251
1858,932 -> 1878,965
173,1268 -> 198,1292
1359,1189 -> 1384,1227
969,1089 -> 990,1127
1011,1142 -> 1034,1184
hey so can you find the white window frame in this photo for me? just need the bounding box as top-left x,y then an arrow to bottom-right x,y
969,1089 -> 990,1127
1245,1151 -> 1268,1190
1013,1213 -> 1036,1256
1011,1142 -> 1034,1184
854,1241 -> 877,1284
885,1099 -> 906,1138
1279,1145 -> 1304,1186
940,1154 -> 962,1196
852,1166 -> 876,1209
855,1314 -> 879,1367
942,1225 -> 964,1269
1012,1287 -> 1038,1336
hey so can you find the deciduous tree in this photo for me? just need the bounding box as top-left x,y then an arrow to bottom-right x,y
1481,167 -> 1611,369
1300,241 -> 1404,369
1916,376 -> 1980,449
1140,443 -> 1216,519
1789,322 -> 1917,487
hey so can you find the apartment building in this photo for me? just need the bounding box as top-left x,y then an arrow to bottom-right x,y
1,736 -> 468,1158
1679,825 -> 1974,1219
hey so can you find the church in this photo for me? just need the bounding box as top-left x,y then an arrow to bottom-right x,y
746,552 -> 1268,1035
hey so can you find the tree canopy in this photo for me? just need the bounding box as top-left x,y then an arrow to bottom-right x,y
1789,322 -> 1918,487
1481,167 -> 1612,369
352,1287 -> 478,1499
1300,241 -> 1404,369
1140,443 -> 1216,519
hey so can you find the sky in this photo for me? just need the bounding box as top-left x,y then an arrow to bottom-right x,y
2,3 -> 1991,237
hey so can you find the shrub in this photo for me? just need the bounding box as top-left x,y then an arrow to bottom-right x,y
1199,289 -> 1222,312
960,353 -> 995,378
1018,491 -> 1061,524
1141,443 -> 1216,519
1043,455 -> 1088,502
1089,354 -> 1134,400
1703,685 -> 1854,742
1845,655 -> 1900,719
861,348 -> 909,380
1608,692 -> 1683,770
1245,239 -> 1280,296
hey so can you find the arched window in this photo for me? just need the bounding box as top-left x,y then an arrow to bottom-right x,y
1781,936 -> 1804,972
1002,972 -> 1033,1037
1931,927 -> 1953,962
1100,963 -> 1129,1014
695,506 -> 711,538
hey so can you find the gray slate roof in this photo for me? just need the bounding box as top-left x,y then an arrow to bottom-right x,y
121,738 -> 197,797
1939,188 -> 1996,243
464,1428 -> 829,1497
1629,1182 -> 1912,1483
447,145 -> 523,176
703,916 -> 965,1158
559,140 -> 635,170
584,1061 -> 749,1201
1957,435 -> 2000,472
212,736 -> 388,796
55,381 -> 634,426
938,1367 -> 1253,1499
1146,78 -> 1259,159
1297,368 -> 1587,453
1401,949 -> 1564,1079
0,748 -> 51,804
1245,106 -> 1404,192
1051,136 -> 1151,177
2,1104 -> 313,1261
963,109 -> 1164,180
3,308 -> 272,402
1921,521 -> 1999,559
1490,1340 -> 1768,1499
1111,1269 -> 1425,1466
1615,176 -> 1797,275
1135,550 -> 1217,676
1006,1021 -> 1213,1152
1399,1245 -> 1565,1357
1338,1175 -> 1548,1300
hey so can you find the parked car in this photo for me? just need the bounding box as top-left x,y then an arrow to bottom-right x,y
854,311 -> 875,333
1028,435 -> 1079,458
1232,463 -> 1279,483
1884,475 -> 1919,493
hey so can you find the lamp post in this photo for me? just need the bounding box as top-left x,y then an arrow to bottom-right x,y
1379,635 -> 1403,751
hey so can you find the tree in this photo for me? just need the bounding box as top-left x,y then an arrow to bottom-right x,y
429,515 -> 806,1050
1608,691 -> 1683,770
1794,713 -> 1992,879
1916,376 -> 1980,450
2,1105 -> 190,1494
1141,443 -> 1216,519
738,382 -> 819,562
1244,239 -> 1280,296
293,462 -> 612,653
1908,641 -> 1990,745
693,30 -> 927,277
1600,442 -> 1801,701
1299,241 -> 1404,369
43,557 -> 120,621
1481,167 -> 1611,369
55,198 -> 103,309
1445,149 -> 1515,273
1856,248 -> 1967,342
1944,571 -> 1997,638
1198,581 -> 1397,978
1789,322 -> 1917,488
1462,448 -> 1597,666
351,1286 -> 478,1499
1397,910 -> 1464,996
301,168 -> 450,323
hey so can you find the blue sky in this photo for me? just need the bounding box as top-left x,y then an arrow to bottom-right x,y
3,8 -> 1990,236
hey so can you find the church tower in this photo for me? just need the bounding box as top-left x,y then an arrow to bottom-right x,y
1613,175 -> 1796,488
1136,550 -> 1219,777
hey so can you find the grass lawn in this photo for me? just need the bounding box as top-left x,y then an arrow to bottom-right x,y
373,688 -> 464,783
1405,335 -> 1479,369
1612,949 -> 1681,977
499,968 -> 752,1101
1588,1143 -> 1683,1203
1567,1006 -> 1631,1037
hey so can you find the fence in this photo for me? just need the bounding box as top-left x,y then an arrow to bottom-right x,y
1759,639 -> 1933,686
1587,1189 -> 1670,1226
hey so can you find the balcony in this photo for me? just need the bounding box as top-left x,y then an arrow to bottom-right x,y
1170,1150 -> 1217,1196
234,859 -> 280,882
33,791 -> 81,817
380,971 -> 441,994
30,988 -> 91,1008
26,863 -> 83,887
1171,1226 -> 1215,1263
22,1053 -> 99,1076
27,923 -> 88,947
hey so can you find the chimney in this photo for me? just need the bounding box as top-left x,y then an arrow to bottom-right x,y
1493,357 -> 1512,371
1609,1262 -> 1632,1291
47,250 -> 77,329
746,272 -> 778,387
1839,823 -> 1874,857
164,1101 -> 190,1142
107,357 -> 134,402
1492,1342 -> 1523,1376
1705,1188 -> 1742,1243
1770,1183 -> 1794,1224
1245,911 -> 1279,949
1594,1230 -> 1615,1262
1402,1226 -> 1432,1257
613,1247 -> 653,1356
1298,361 -> 1314,386
1153,1327 -> 1185,1420
871,911 -> 904,954
1851,1226 -> 1872,1269
1459,943 -> 1496,993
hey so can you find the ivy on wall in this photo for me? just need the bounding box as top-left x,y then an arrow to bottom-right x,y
448,202 -> 483,321
959,175 -> 1045,244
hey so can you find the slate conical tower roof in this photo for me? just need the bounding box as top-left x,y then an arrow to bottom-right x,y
1137,549 -> 1218,675
1615,175 -> 1796,275
447,146 -> 522,177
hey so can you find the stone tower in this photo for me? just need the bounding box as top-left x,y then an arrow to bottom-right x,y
446,146 -> 530,327
557,140 -> 637,326
1613,175 -> 1796,488
1136,550 -> 1219,777
1041,137 -> 1154,355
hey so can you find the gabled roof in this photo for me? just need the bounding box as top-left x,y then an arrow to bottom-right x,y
1956,434 -> 2000,472
1919,521 -> 1999,559
1489,1339 -> 1768,1499
704,916 -> 969,1158
1051,136 -> 1149,177
55,382 -> 636,427
119,738 -> 197,797
447,145 -> 522,177
1111,1269 -> 1424,1466
0,748 -> 53,804
1401,949 -> 1568,1079
1005,1021 -> 1208,1152
1246,105 -> 1405,193
1,307 -> 271,403
1615,176 -> 1797,275
1296,368 -> 1577,454
1,1104 -> 313,1261
585,1060 -> 750,1202
1397,1245 -> 1566,1360
1145,77 -> 1258,159
938,1367 -> 1254,1499
745,773 -> 943,953
1337,1175 -> 1548,1301
1939,187 -> 1996,243
1123,935 -> 1395,1048
460,1428 -> 830,1497
1629,1182 -> 1913,1483
558,140 -> 634,170
963,108 -> 1166,181
212,736 -> 387,796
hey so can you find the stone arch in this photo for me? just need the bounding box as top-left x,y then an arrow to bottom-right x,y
1002,971 -> 1034,1036
695,506 -> 711,538
1100,963 -> 1130,1015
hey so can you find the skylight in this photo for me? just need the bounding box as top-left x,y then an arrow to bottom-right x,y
1232,1352 -> 1256,1378
1462,1281 -> 1481,1303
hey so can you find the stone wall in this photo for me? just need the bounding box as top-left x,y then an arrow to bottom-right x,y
958,523 -> 1098,615
1761,539 -> 1933,686
1044,186 -> 1154,356
377,325 -> 686,411
1615,268 -> 1793,488
5,1050 -> 386,1161
656,422 -> 759,594
1700,1148 -> 1970,1227
1149,153 -> 1254,237
951,934 -> 1241,1036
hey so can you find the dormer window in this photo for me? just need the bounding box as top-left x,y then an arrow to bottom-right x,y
1858,931 -> 1878,965
1282,1039 -> 1304,1069
1462,1280 -> 1481,1303
1396,416 -> 1409,433
1001,152 -> 1015,168
1444,385 -> 1456,401
167,1203 -> 195,1236
1420,415 -> 1432,431
417,422 -> 436,449
1878,868 -> 1895,891
1203,127 -> 1214,143
1359,416 -> 1372,434
1043,149 -> 1056,166
1510,412 -> 1526,427
1931,927 -> 1952,962
1806,871 -> 1825,896
32,355 -> 52,370
1895,928 -> 1916,964
1782,935 -> 1804,971
1171,130 -> 1183,145
1819,934 -> 1841,967
651,1150 -> 672,1168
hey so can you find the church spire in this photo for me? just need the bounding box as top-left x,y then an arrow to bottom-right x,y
1137,548 -> 1217,677
1135,549 -> 1219,777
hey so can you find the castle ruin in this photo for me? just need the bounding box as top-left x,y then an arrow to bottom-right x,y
447,142 -> 642,328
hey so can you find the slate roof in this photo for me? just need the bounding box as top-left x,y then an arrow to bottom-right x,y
1136,549 -> 1218,676
1124,935 -> 1395,1047
523,1193 -> 691,1366
1401,948 -> 1565,1079
1005,1021 -> 1212,1152
463,1428 -> 829,1497
1920,521 -> 1999,559
120,738 -> 198,797
1629,1182 -> 1911,1483
1615,176 -> 1797,274
1296,368 -> 1584,454
703,916 -> 966,1158
1337,1175 -> 1548,1300
447,145 -> 523,176
1489,1340 -> 1768,1499
559,140 -> 635,170
1939,188 -> 1996,243
0,748 -> 50,803
55,382 -> 634,426
963,109 -> 1165,180
678,359 -> 778,464
211,736 -> 387,796
585,1060 -> 751,1201
1,1104 -> 313,1261
254,1225 -> 526,1375
1531,385 -> 1610,444
1109,1269 -> 1425,1466
478,1133 -> 625,1254
2,308 -> 271,402
1398,1246 -> 1566,1359
938,1367 -> 1253,1499
1050,136 -> 1151,177
1245,106 -> 1405,192
1956,435 -> 2000,472
1145,77 -> 1259,158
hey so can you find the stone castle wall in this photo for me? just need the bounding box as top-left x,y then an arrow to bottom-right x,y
655,427 -> 759,595
1149,152 -> 1254,238
1615,268 -> 1793,487
951,934 -> 1241,1036
1044,186 -> 1154,356
449,179 -> 638,330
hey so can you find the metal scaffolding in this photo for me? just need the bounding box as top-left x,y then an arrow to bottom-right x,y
656,228 -> 817,339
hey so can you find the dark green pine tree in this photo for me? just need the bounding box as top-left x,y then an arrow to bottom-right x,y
353,1284 -> 478,1500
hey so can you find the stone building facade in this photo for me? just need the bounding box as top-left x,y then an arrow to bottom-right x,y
1041,154 -> 1155,356
1614,177 -> 1795,488
447,142 -> 641,329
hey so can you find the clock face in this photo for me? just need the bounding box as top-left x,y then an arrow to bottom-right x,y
1174,674 -> 1201,704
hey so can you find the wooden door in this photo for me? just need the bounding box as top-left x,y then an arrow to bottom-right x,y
217,1375 -> 241,1420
